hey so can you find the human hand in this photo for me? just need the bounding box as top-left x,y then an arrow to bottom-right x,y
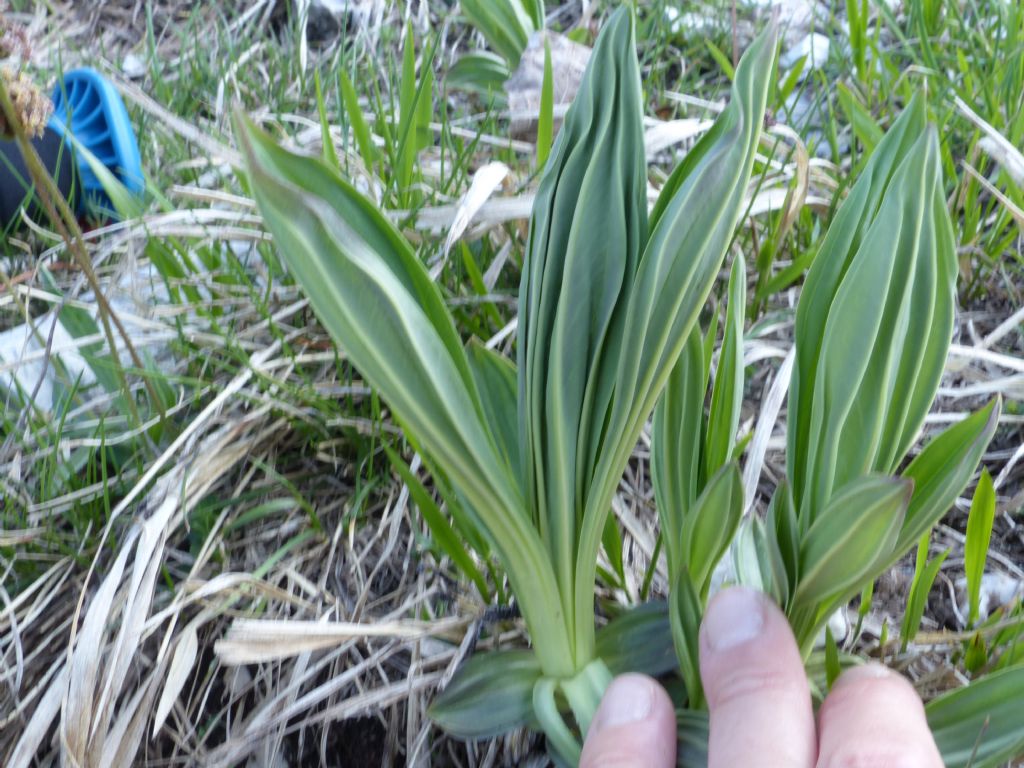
580,586 -> 943,767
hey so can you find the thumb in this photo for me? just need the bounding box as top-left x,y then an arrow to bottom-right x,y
699,587 -> 816,768
579,674 -> 676,768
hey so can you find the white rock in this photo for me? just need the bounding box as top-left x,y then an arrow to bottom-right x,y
122,53 -> 146,79
957,572 -> 1024,624
780,32 -> 831,71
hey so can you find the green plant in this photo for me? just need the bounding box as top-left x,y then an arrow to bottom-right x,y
777,95 -> 1000,654
652,255 -> 747,708
445,0 -> 542,101
237,9 -> 774,762
651,85 -> 1022,765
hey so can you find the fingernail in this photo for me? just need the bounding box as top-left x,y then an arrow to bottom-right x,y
591,675 -> 655,731
702,587 -> 765,652
834,662 -> 893,688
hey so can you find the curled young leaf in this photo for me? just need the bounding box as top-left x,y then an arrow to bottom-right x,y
517,8 -> 646,638
682,462 -> 744,599
793,475 -> 911,612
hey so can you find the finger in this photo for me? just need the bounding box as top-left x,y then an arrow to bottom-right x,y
700,586 -> 816,768
579,674 -> 676,768
816,663 -> 943,768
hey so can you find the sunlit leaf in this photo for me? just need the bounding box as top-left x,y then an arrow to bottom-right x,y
965,468 -> 996,626
236,113 -> 574,672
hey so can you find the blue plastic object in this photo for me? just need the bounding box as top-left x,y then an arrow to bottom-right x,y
48,68 -> 144,214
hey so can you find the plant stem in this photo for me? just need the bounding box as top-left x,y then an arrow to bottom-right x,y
0,72 -> 167,432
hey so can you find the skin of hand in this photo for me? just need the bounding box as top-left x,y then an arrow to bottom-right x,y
579,586 -> 944,768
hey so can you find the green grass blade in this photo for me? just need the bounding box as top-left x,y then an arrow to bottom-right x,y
338,68 -> 377,173
536,38 -> 554,169
314,70 -> 340,170
965,468 -> 996,626
900,535 -> 949,650
396,24 -> 418,201
386,446 -> 491,601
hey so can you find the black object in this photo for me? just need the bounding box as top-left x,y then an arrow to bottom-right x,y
0,127 -> 79,231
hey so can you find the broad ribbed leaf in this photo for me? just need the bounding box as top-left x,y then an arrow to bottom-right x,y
467,340 -> 521,479
445,52 -> 510,102
793,476 -> 911,608
517,7 -> 647,649
800,127 -> 945,514
596,602 -> 677,678
927,665 -> 1024,768
877,173 -> 957,472
429,650 -> 541,737
575,25 -> 775,658
652,326 -> 705,573
670,569 -> 705,708
677,710 -> 710,768
237,114 -> 575,673
705,257 -> 746,478
895,399 -> 1000,553
682,462 -> 744,597
788,96 -> 927,508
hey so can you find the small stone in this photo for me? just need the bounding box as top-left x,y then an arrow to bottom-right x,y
780,32 -> 831,71
505,31 -> 591,140
122,52 -> 146,79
